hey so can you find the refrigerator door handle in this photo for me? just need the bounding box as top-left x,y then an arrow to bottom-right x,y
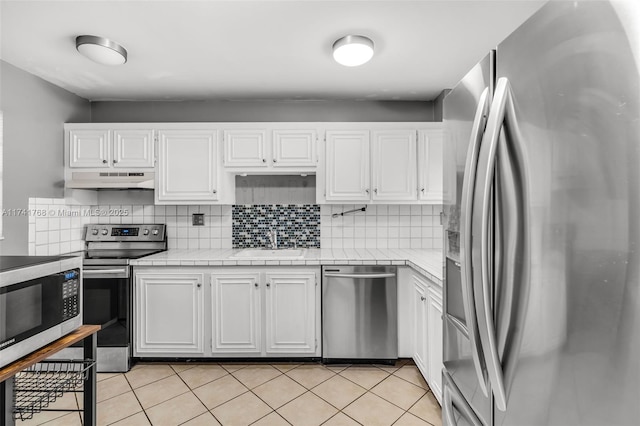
473,77 -> 520,411
460,86 -> 491,397
442,370 -> 484,426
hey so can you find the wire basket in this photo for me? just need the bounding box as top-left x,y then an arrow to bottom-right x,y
12,359 -> 95,421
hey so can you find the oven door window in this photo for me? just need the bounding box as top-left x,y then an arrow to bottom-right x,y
0,277 -> 62,348
83,276 -> 129,347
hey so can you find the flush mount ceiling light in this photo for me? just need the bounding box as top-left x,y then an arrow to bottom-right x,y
332,35 -> 374,67
76,35 -> 127,65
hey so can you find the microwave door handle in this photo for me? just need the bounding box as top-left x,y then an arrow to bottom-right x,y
460,86 -> 491,397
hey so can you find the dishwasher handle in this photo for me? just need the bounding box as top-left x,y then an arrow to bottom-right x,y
323,273 -> 396,279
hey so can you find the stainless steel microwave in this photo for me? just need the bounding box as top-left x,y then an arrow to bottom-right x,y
0,257 -> 83,368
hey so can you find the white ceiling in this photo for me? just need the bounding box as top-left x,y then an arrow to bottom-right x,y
0,0 -> 546,102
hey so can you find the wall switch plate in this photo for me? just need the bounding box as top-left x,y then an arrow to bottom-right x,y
192,213 -> 205,226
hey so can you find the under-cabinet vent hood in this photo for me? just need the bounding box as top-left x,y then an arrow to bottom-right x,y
65,171 -> 154,189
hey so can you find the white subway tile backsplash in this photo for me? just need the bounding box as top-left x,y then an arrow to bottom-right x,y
28,197 -> 444,254
321,203 -> 444,249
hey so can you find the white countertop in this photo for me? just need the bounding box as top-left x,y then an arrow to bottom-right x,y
131,248 -> 444,285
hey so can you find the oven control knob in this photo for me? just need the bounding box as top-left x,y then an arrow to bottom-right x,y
152,229 -> 159,236
143,229 -> 150,236
91,229 -> 99,236
101,229 -> 108,236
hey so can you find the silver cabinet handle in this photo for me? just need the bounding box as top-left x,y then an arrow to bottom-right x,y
273,158 -> 277,163
460,85 -> 491,398
324,273 -> 396,279
102,159 -> 108,164
421,188 -> 425,193
197,283 -> 202,288
262,158 -> 266,163
266,282 -> 271,288
365,189 -> 370,194
113,159 -> 118,164
213,189 -> 217,194
420,296 -> 426,301
374,188 -> 378,194
254,282 -> 258,288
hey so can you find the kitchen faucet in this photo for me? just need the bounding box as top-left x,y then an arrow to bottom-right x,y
266,229 -> 278,249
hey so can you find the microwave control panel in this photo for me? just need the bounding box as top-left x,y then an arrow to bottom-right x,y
62,269 -> 80,320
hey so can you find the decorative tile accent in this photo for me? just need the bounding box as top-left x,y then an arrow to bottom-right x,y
232,204 -> 320,249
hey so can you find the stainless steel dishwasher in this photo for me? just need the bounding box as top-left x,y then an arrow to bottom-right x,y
322,266 -> 397,362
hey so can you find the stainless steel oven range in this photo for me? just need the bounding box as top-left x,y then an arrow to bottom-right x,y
80,224 -> 166,372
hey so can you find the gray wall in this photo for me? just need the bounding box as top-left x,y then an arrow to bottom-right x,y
90,99 -> 435,122
0,60 -> 90,254
433,89 -> 451,122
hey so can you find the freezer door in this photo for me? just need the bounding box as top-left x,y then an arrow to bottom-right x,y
443,53 -> 494,425
492,1 -> 640,424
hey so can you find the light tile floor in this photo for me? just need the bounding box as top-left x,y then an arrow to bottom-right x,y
16,359 -> 442,426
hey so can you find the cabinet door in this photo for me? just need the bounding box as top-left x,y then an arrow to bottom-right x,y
418,129 -> 444,203
224,130 -> 268,167
272,129 -> 316,168
113,129 -> 154,168
211,272 -> 262,354
135,273 -> 204,354
413,276 -> 429,375
372,130 -> 417,201
427,286 -> 443,403
156,130 -> 219,203
69,129 -> 110,168
325,130 -> 370,201
264,272 -> 317,354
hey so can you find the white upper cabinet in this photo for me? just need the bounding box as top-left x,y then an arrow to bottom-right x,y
418,129 -> 444,203
113,129 -> 155,168
223,126 -> 317,172
323,127 -> 425,203
372,130 -> 417,201
272,129 -> 316,168
69,129 -> 111,168
155,129 -> 219,204
325,130 -> 371,201
68,127 -> 154,169
223,130 -> 268,167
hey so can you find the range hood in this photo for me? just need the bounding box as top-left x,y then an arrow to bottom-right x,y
65,171 -> 154,189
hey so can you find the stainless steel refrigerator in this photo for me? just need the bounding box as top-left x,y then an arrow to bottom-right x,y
442,1 -> 640,425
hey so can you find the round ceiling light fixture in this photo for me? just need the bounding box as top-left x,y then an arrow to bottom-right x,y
76,35 -> 128,65
332,35 -> 374,67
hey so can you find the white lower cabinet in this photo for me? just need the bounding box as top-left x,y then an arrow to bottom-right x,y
264,271 -> 317,354
134,267 -> 320,358
398,267 -> 443,405
211,271 -> 262,354
134,272 -> 205,356
211,269 -> 320,357
426,285 -> 443,401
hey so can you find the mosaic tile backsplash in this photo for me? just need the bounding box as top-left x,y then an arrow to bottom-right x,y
232,204 -> 320,248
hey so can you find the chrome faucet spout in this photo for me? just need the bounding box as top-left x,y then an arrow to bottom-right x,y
266,229 -> 278,249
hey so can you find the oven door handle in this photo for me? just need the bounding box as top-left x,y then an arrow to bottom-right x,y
83,268 -> 130,278
84,268 -> 128,275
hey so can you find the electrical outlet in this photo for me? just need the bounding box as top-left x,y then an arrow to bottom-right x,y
192,213 -> 204,226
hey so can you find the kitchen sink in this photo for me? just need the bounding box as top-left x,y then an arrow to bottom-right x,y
229,248 -> 306,259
